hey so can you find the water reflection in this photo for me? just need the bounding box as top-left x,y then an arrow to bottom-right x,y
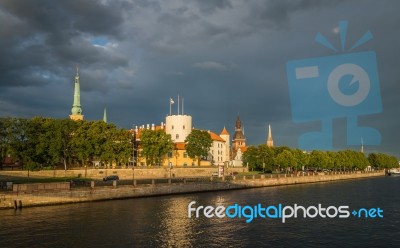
1,177 -> 399,247
157,197 -> 195,247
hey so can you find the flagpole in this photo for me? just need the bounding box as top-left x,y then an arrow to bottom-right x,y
170,99 -> 171,116
182,97 -> 184,115
178,94 -> 180,115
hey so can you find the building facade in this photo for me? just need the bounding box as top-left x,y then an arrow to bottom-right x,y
133,113 -> 230,167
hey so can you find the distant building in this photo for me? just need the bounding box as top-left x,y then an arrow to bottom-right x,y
231,115 -> 246,167
132,100 -> 230,167
69,66 -> 84,121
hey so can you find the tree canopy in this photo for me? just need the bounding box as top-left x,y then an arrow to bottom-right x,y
243,144 -> 398,172
0,117 -> 133,170
140,129 -> 174,166
185,129 -> 212,166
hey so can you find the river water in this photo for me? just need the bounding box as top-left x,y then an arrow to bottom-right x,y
1,176 -> 399,247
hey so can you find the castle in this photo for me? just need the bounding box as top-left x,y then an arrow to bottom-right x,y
69,68 -> 274,167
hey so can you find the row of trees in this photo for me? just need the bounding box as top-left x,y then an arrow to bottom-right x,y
1,117 -> 397,171
243,144 -> 398,172
139,129 -> 212,166
0,116 -> 214,170
0,117 -> 132,170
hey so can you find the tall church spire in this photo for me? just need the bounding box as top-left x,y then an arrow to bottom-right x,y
69,65 -> 84,121
360,137 -> 364,153
267,124 -> 274,147
103,107 -> 107,123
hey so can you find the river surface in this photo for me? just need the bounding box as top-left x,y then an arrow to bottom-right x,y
1,176 -> 399,247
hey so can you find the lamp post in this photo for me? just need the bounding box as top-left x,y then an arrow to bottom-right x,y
131,124 -> 136,168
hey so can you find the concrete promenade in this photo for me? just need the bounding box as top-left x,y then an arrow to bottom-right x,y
0,166 -> 246,180
0,171 -> 384,210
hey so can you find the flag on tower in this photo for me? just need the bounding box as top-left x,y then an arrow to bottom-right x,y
170,98 -> 175,104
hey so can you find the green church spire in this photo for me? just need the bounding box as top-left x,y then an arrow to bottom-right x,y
103,107 -> 107,123
70,66 -> 84,120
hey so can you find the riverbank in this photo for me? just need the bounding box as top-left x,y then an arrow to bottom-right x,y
0,166 -> 247,180
0,171 -> 384,210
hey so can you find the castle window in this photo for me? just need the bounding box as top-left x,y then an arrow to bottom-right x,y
172,125 -> 174,130
183,125 -> 185,130
183,152 -> 188,158
168,152 -> 172,158
176,134 -> 179,139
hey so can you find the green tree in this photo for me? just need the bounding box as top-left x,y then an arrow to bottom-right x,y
104,128 -> 132,166
242,146 -> 259,171
292,148 -> 309,171
258,144 -> 275,171
368,153 -> 399,169
309,150 -> 330,169
0,117 -> 13,163
185,130 -> 213,166
47,119 -> 77,170
275,150 -> 296,172
140,129 -> 173,166
69,121 -> 93,166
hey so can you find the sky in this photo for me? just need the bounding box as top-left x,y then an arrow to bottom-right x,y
0,0 -> 399,158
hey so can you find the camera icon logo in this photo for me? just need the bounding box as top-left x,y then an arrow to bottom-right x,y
286,21 -> 382,150
328,63 -> 370,107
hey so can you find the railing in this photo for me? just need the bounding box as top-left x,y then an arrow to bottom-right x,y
0,170 -> 383,192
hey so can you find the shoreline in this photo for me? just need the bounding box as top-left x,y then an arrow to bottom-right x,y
0,171 -> 384,210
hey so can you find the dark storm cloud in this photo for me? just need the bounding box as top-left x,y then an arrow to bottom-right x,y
247,0 -> 344,27
0,0 -> 129,89
194,0 -> 232,14
1,0 -> 399,157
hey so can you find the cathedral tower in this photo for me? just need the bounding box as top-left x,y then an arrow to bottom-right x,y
232,115 -> 246,154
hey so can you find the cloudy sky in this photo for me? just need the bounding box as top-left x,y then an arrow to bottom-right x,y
1,0 -> 399,157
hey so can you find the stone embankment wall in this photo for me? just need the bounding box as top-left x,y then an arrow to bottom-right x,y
0,171 -> 384,210
0,167 -> 247,180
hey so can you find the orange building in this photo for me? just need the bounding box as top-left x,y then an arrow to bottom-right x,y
132,118 -> 230,167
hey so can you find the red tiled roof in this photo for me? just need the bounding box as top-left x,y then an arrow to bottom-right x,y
220,126 -> 230,135
208,131 -> 226,142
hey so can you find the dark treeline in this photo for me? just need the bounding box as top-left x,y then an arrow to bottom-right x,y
243,144 -> 398,172
0,117 -> 132,170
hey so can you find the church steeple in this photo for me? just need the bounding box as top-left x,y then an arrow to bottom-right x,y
103,107 -> 107,123
360,137 -> 364,153
69,65 -> 84,121
235,115 -> 242,130
267,124 -> 274,147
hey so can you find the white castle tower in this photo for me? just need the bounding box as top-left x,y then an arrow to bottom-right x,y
165,115 -> 192,142
165,96 -> 192,142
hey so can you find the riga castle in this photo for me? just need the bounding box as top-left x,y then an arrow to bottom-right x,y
69,68 -> 274,167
